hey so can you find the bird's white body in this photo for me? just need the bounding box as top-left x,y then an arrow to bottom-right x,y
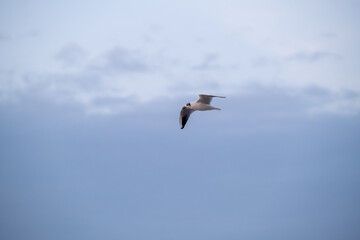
188,102 -> 221,111
179,94 -> 225,129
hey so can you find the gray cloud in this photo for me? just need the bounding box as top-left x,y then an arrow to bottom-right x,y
253,50 -> 341,69
287,51 -> 341,62
192,54 -> 239,71
344,89 -> 360,99
92,47 -> 150,74
193,54 -> 220,70
299,86 -> 360,115
55,43 -> 87,67
0,30 -> 41,42
252,56 -> 281,68
1,41 -> 359,116
302,85 -> 331,97
54,44 -> 151,74
0,44 -> 164,114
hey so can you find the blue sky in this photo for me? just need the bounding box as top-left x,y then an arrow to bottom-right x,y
1,1 -> 360,239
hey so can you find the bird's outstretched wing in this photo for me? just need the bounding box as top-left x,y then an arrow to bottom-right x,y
196,94 -> 226,104
179,107 -> 195,129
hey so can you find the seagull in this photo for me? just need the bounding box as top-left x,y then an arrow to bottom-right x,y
179,94 -> 226,129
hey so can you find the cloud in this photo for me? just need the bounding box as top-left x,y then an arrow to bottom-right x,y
2,65 -> 360,117
1,0 -> 359,118
192,53 -> 240,71
307,91 -> 360,115
55,43 -> 87,67
192,54 -> 221,70
90,47 -> 150,74
3,57 -> 360,117
252,50 -> 341,68
302,85 -> 331,97
1,38 -> 359,116
0,44 -> 171,114
292,86 -> 360,115
287,51 -> 341,63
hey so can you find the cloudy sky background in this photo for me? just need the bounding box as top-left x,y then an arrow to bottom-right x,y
1,0 -> 360,239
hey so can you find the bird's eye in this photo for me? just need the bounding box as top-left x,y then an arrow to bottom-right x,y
186,103 -> 191,106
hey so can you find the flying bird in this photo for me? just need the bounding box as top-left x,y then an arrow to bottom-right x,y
179,94 -> 226,129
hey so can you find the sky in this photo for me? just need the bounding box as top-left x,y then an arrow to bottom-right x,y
0,0 -> 360,239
